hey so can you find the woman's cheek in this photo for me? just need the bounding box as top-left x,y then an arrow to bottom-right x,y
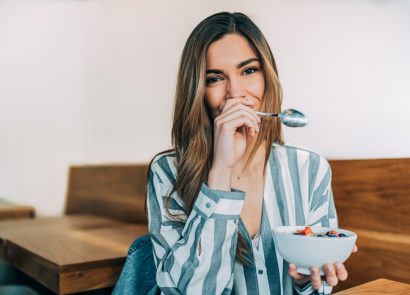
205,88 -> 225,111
252,77 -> 265,109
245,82 -> 264,106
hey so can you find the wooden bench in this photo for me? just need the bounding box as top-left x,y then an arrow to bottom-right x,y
64,159 -> 410,291
329,158 -> 410,291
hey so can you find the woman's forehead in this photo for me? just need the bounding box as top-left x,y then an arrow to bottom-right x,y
206,34 -> 258,69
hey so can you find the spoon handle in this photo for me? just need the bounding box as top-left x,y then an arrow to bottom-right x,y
255,111 -> 280,117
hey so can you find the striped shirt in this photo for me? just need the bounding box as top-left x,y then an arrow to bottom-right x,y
147,144 -> 338,295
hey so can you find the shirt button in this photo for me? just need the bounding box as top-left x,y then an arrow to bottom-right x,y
205,202 -> 211,208
258,269 -> 264,275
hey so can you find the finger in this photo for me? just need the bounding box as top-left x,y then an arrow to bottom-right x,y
246,126 -> 256,138
352,244 -> 358,253
216,110 -> 260,135
217,112 -> 259,137
219,101 -> 260,129
323,263 -> 338,287
334,262 -> 348,281
241,119 -> 258,137
238,94 -> 262,111
310,267 -> 322,290
220,103 -> 261,125
288,263 -> 305,280
221,116 -> 258,137
220,97 -> 254,114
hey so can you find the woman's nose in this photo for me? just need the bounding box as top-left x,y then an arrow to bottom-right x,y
225,77 -> 245,99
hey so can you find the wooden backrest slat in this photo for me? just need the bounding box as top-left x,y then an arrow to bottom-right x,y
65,165 -> 149,224
65,158 -> 410,231
329,158 -> 410,234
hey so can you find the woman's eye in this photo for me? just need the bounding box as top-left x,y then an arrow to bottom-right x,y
243,67 -> 257,75
206,76 -> 223,84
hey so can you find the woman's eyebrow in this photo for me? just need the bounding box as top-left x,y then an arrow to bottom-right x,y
237,57 -> 260,68
206,58 -> 260,74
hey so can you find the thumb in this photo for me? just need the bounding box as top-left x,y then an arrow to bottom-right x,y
288,263 -> 310,282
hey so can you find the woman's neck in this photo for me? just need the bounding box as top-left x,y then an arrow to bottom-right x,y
234,137 -> 267,175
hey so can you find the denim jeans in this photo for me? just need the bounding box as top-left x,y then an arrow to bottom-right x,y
112,234 -> 159,295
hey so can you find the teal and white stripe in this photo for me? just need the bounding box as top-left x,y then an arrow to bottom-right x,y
147,144 -> 337,295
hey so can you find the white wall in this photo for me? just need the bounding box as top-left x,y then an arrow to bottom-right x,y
1,0 -> 409,216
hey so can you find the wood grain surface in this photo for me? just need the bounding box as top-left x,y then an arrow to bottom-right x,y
0,214 -> 119,260
329,158 -> 410,292
0,198 -> 35,220
0,215 -> 148,294
329,158 -> 410,234
65,165 -> 149,224
334,278 -> 410,294
0,214 -> 124,240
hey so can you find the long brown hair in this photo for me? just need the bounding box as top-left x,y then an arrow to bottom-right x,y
169,12 -> 284,265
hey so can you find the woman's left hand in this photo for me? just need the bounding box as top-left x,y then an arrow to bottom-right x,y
288,244 -> 358,290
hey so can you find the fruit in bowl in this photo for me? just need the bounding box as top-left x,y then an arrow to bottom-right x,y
273,226 -> 357,275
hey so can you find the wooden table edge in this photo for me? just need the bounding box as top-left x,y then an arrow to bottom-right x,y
334,278 -> 410,294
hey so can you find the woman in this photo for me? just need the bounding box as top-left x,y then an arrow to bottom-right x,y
147,12 -> 356,295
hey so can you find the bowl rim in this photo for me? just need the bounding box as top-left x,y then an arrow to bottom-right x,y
273,225 -> 357,239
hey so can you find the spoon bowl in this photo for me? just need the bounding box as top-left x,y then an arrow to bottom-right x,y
256,109 -> 309,127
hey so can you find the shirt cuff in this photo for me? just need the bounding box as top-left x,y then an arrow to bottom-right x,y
293,281 -> 314,295
194,183 -> 245,219
293,281 -> 333,295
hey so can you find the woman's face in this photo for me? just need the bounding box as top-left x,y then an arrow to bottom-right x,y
205,34 -> 265,117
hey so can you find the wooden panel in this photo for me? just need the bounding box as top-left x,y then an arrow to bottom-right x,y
329,158 -> 410,234
60,264 -> 123,294
335,278 -> 410,294
0,198 -> 35,220
329,158 -> 410,292
65,164 -> 149,224
334,228 -> 410,292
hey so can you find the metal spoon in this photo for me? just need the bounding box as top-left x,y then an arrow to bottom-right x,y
256,109 -> 309,127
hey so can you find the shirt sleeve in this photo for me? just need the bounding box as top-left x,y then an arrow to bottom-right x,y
146,159 -> 245,295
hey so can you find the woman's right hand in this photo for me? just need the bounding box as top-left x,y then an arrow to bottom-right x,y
208,97 -> 261,190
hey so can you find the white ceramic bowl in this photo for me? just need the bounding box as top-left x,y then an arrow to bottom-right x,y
273,226 -> 357,275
